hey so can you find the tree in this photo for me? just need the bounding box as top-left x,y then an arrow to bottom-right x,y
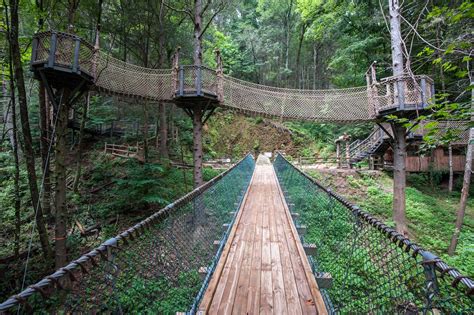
388,0 -> 408,236
165,0 -> 226,187
448,82 -> 473,255
7,0 -> 53,260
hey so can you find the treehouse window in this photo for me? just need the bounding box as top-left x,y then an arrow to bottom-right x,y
407,146 -> 419,157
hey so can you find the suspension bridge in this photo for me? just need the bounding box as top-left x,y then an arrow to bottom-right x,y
0,30 -> 472,313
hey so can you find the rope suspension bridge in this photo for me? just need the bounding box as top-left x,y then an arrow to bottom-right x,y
1,30 -> 472,313
31,31 -> 433,123
1,154 -> 473,313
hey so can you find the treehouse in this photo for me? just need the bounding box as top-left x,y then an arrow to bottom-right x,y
349,121 -> 472,172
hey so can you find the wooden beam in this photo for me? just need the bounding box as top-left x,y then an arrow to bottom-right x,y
315,272 -> 333,289
303,243 -> 317,256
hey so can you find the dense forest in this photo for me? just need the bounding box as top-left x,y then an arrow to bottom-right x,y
0,0 -> 473,312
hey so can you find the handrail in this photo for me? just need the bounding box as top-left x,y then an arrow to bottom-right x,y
275,152 -> 474,296
0,153 -> 254,311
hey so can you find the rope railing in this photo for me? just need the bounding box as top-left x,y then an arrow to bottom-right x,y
31,30 -> 433,123
0,154 -> 255,314
273,153 -> 474,313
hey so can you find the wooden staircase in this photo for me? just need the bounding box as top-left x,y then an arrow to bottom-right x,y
349,127 -> 387,164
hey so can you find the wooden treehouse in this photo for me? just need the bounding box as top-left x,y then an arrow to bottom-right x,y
366,63 -> 434,120
348,121 -> 472,172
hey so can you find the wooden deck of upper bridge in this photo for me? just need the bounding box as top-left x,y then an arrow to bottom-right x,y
198,156 -> 327,314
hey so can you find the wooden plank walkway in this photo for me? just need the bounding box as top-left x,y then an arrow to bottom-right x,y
199,156 -> 327,314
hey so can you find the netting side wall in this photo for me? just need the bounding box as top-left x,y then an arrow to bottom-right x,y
0,155 -> 255,314
273,154 -> 473,313
221,76 -> 371,123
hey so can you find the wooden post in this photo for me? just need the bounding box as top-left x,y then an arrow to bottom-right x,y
448,143 -> 453,193
336,141 -> 341,168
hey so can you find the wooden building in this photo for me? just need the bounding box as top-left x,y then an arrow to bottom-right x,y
349,121 -> 472,172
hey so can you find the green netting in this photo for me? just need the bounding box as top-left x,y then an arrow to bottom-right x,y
0,155 -> 255,314
274,154 -> 473,314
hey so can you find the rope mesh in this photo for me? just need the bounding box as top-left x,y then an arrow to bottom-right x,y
31,31 -> 437,123
273,154 -> 474,313
0,155 -> 255,313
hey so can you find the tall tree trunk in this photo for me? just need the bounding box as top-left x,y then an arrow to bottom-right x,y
39,83 -> 52,216
295,23 -> 307,89
389,0 -> 407,236
157,0 -> 168,161
7,47 -> 21,260
143,102 -> 149,163
158,102 -> 169,160
192,0 -> 204,187
3,73 -> 18,152
8,0 -> 53,260
73,94 -> 88,193
193,106 -> 203,187
448,82 -> 473,255
389,0 -> 404,75
54,89 -> 70,269
392,123 -> 408,234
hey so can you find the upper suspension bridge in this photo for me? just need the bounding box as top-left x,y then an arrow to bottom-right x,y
31,31 -> 433,123
0,30 -> 472,314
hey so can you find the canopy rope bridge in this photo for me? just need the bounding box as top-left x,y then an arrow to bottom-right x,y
0,154 -> 472,313
31,31 -> 434,122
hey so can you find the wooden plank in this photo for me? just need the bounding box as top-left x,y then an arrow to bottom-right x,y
272,166 -> 328,314
198,170 -> 255,312
231,190 -> 259,314
272,180 -> 302,315
259,208 -> 274,314
245,199 -> 263,314
199,161 -> 327,314
216,188 -> 258,313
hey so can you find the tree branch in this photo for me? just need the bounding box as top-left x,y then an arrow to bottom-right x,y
163,1 -> 194,22
199,5 -> 225,39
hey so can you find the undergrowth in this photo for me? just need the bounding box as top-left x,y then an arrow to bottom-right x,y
306,169 -> 474,277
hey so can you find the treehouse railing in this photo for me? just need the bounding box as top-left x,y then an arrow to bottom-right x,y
175,65 -> 219,99
274,153 -> 474,313
31,30 -> 95,79
367,74 -> 434,117
0,155 -> 255,313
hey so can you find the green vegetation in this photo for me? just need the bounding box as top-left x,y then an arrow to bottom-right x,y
307,169 -> 474,276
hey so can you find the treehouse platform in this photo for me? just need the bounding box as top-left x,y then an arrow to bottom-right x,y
30,31 -> 94,91
198,156 -> 327,314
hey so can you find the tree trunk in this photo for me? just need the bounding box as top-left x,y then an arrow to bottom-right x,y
7,48 -> 21,260
193,107 -> 204,187
392,123 -> 408,235
2,75 -> 18,152
8,0 -> 53,260
295,23 -> 307,88
158,102 -> 169,160
54,88 -> 70,269
192,0 -> 204,187
73,93 -> 88,193
389,0 -> 404,76
143,102 -> 149,163
389,0 -> 407,235
447,82 -> 473,255
39,83 -> 52,216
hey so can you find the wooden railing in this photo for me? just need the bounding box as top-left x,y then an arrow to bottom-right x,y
367,74 -> 434,117
104,143 -> 139,158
